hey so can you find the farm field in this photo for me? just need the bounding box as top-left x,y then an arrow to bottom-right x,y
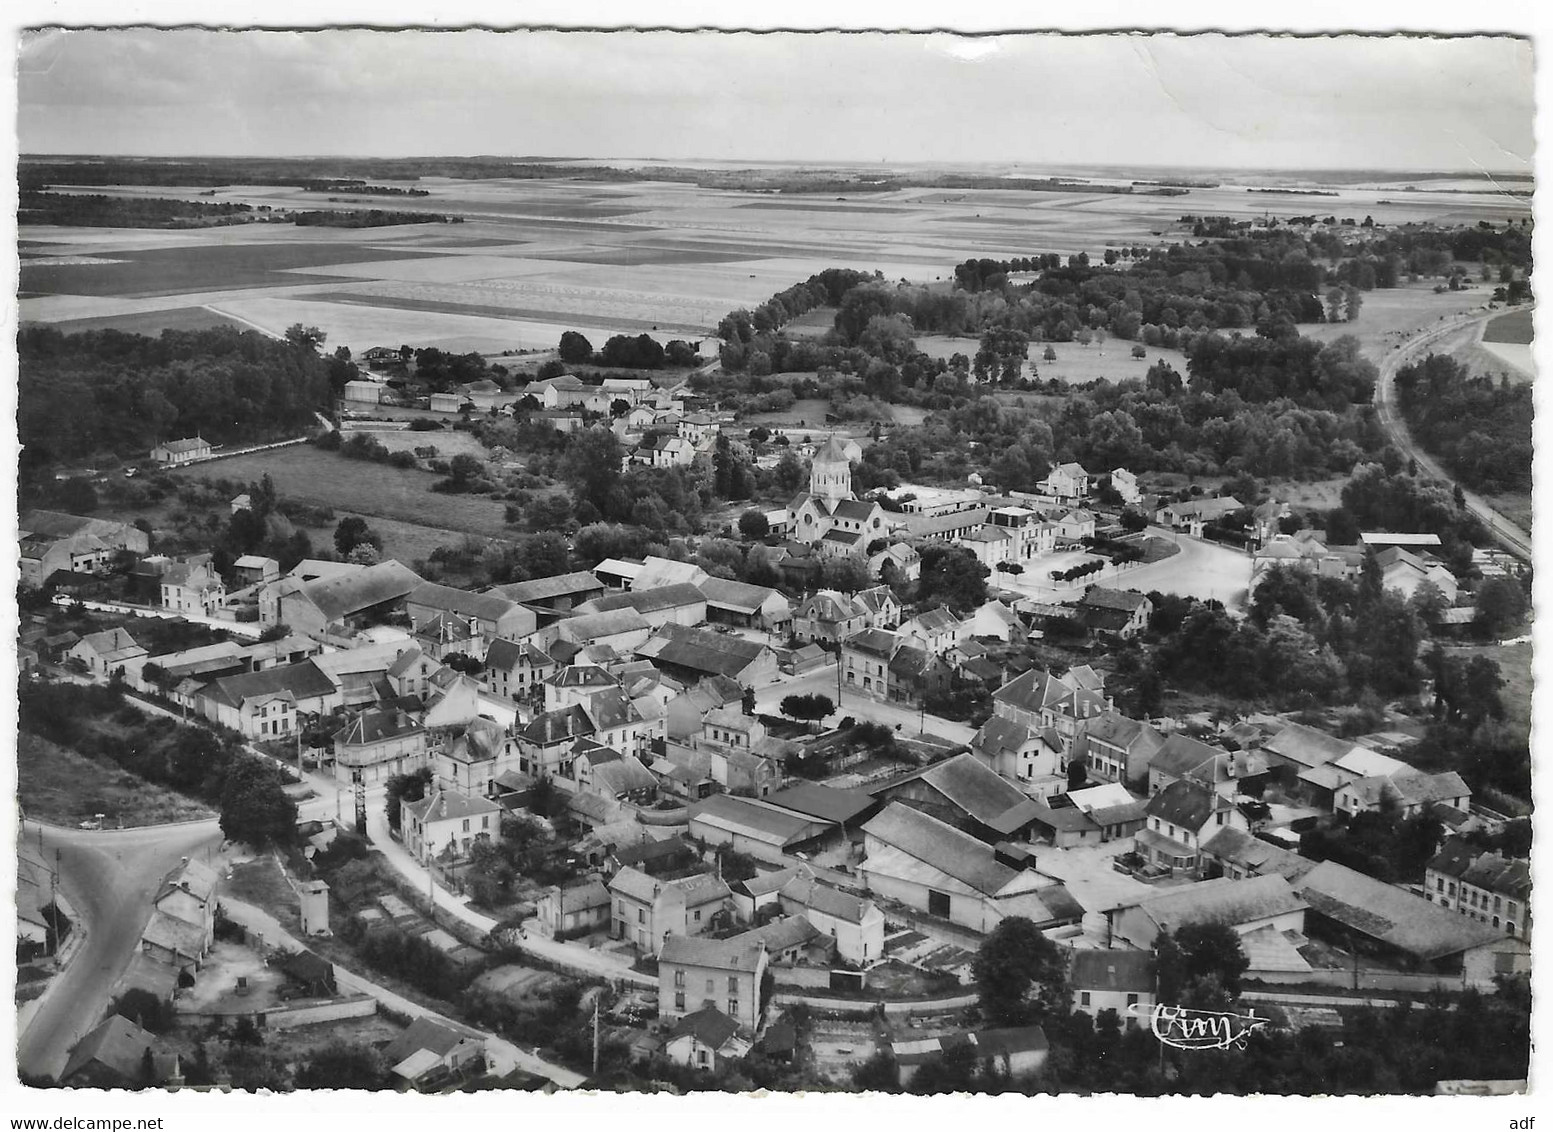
1476,307 -> 1535,380
782,306 -> 839,338
341,426 -> 490,459
1423,307 -> 1537,384
1298,282 -> 1487,361
172,445 -> 512,541
20,172 -> 1529,359
1478,341 -> 1534,380
1483,308 -> 1533,343
18,240 -> 447,299
911,334 -> 982,361
25,304 -> 249,337
1033,342 -> 1189,385
208,294 -> 574,355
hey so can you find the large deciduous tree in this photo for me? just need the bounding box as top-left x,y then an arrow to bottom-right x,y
972,916 -> 1068,1026
219,757 -> 299,848
557,331 -> 593,363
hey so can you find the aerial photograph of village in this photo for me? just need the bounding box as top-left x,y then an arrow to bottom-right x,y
9,21 -> 1538,1110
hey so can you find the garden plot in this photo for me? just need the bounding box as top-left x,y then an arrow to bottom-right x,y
808,1018 -> 881,1083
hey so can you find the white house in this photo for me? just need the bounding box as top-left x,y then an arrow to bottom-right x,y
149,437 -> 212,466
1111,468 -> 1142,505
401,789 -> 503,863
1042,462 -> 1091,502
1069,949 -> 1155,1030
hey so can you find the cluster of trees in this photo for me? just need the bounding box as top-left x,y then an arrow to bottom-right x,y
18,326 -> 332,481
291,209 -> 453,227
853,377 -> 1384,496
954,254 -> 1069,290
973,326 -> 1031,383
18,191 -> 256,228
716,267 -> 881,348
464,812 -> 578,908
1299,810 -> 1445,884
952,231 -> 1357,343
18,681 -> 297,846
333,515 -> 383,560
317,429 -> 421,469
1337,462 -> 1486,567
779,693 -> 834,729
206,474 -> 316,575
547,428 -> 709,537
1147,590 -> 1349,708
1143,551 -> 1441,710
398,345 -> 512,394
1395,353 -> 1532,496
1185,333 -> 1377,408
1414,643 -> 1529,802
1347,219 -> 1533,274
915,545 -> 990,613
557,330 -> 700,369
303,180 -> 430,196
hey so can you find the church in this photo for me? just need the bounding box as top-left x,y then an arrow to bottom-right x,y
787,436 -> 892,560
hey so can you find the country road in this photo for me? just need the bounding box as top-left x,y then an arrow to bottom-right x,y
1372,308 -> 1533,562
17,819 -> 224,1081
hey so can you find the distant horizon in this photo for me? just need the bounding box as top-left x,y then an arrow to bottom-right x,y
16,153 -> 1536,179
19,31 -> 1532,173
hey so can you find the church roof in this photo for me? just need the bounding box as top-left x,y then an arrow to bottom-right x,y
813,434 -> 851,465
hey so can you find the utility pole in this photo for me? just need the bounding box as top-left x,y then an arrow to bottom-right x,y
49,848 -> 60,955
592,996 -> 601,1077
428,848 -> 436,927
836,639 -> 843,710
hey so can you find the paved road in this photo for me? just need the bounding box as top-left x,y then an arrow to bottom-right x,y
752,667 -> 976,744
50,594 -> 269,638
17,819 -> 223,1081
1372,309 -> 1533,562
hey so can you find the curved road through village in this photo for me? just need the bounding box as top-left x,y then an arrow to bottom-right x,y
1372,308 -> 1533,562
17,818 -> 224,1081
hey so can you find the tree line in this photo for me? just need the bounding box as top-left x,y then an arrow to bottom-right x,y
19,191 -> 256,228
18,325 -> 332,481
1395,353 -> 1532,496
18,680 -> 297,847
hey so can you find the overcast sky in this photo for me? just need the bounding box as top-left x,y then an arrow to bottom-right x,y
16,29 -> 1534,172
